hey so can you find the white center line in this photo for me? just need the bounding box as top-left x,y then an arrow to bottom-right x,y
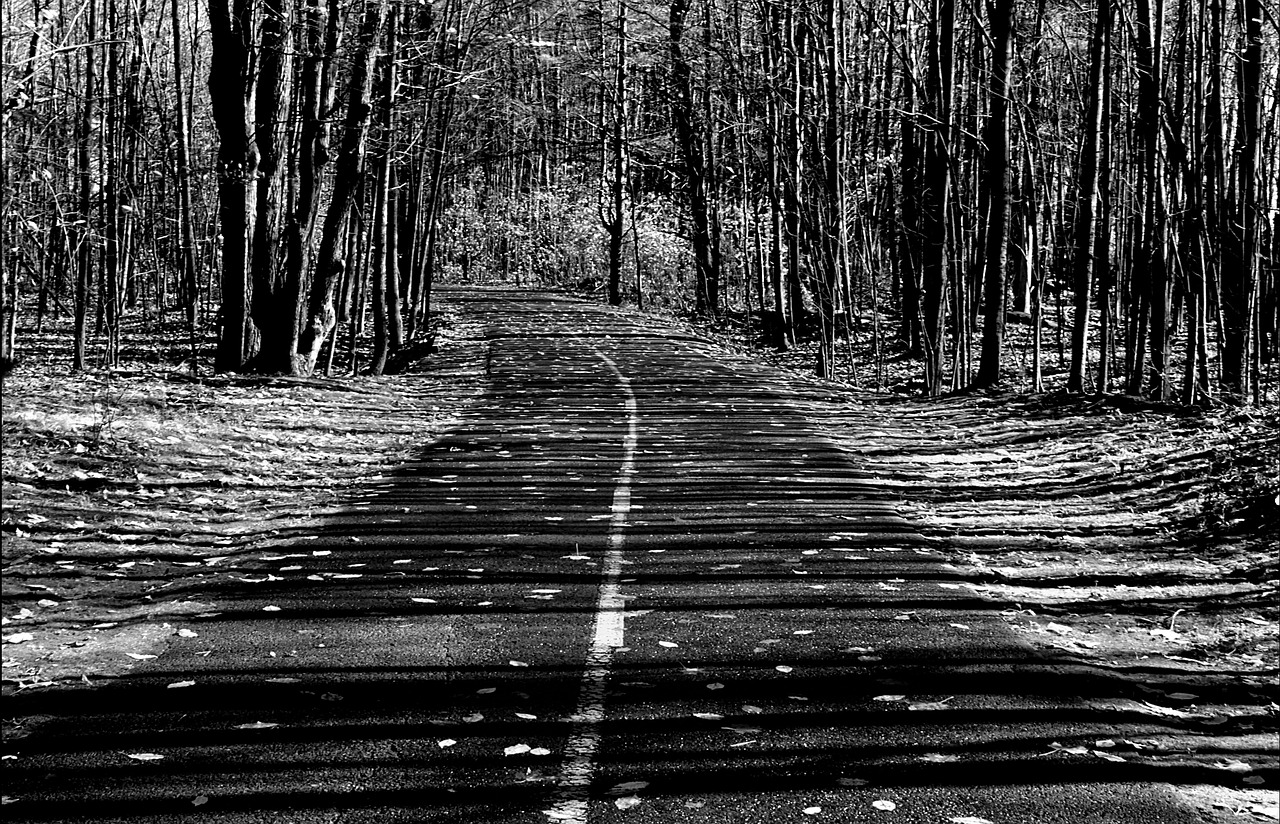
545,348 -> 639,823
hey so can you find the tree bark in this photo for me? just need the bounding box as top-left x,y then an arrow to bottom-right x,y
296,0 -> 386,376
974,0 -> 1014,388
669,0 -> 720,318
1066,0 -> 1109,393
208,0 -> 258,372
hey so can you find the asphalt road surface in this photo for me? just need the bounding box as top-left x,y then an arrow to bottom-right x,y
5,290 -> 1207,823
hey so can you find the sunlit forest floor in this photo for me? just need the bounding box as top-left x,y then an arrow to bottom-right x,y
2,299 -> 1277,821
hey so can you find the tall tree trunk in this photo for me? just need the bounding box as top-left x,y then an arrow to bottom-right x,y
975,0 -> 1014,388
605,0 -> 629,306
73,0 -> 100,371
208,0 -> 258,372
1066,0 -> 1109,393
920,0 -> 953,395
669,0 -> 720,318
1136,0 -> 1171,398
1221,0 -> 1262,398
171,0 -> 200,369
296,0 -> 386,376
284,0 -> 343,368
247,0 -> 294,373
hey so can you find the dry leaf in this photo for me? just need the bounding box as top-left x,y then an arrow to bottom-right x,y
658,641 -> 679,648
127,753 -> 165,761
611,781 -> 650,794
872,799 -> 897,811
504,744 -> 532,756
918,753 -> 961,763
167,680 -> 196,689
614,796 -> 642,810
125,653 -> 157,660
872,694 -> 906,702
803,806 -> 822,815
949,817 -> 994,824
438,739 -> 457,748
235,721 -> 278,730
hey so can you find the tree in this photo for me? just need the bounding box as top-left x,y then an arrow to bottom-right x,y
974,0 -> 1014,388
1066,0 -> 1110,394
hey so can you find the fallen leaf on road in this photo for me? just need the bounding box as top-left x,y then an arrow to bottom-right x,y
125,653 -> 157,660
463,713 -> 484,723
917,753 -> 961,763
658,641 -> 679,648
803,806 -> 822,815
908,698 -> 953,711
127,753 -> 165,761
265,677 -> 300,684
775,665 -> 794,673
529,747 -> 551,756
707,682 -> 725,690
614,796 -> 642,810
192,795 -> 209,807
516,712 -> 538,720
510,660 -> 530,667
543,808 -> 576,820
693,713 -> 723,721
3,633 -> 35,644
1092,750 -> 1126,763
477,687 -> 497,694
872,799 -> 897,811
176,628 -> 198,638
872,694 -> 906,702
167,681 -> 196,689
504,744 -> 532,756
1164,692 -> 1198,701
949,817 -> 994,824
610,781 -> 650,794
1046,742 -> 1089,756
235,721 -> 279,730
262,606 -> 281,612
438,739 -> 457,748
1214,760 -> 1254,773
411,597 -> 437,604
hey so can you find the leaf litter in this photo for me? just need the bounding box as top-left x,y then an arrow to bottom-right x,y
2,321 -> 484,689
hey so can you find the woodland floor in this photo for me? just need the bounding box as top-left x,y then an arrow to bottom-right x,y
2,298 -> 1277,821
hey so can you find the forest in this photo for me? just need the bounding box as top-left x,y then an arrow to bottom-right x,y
0,0 -> 1277,401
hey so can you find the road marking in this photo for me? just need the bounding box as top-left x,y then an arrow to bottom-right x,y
547,348 -> 638,824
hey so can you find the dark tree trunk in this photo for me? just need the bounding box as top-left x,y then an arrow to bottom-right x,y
974,0 -> 1014,388
669,0 -> 720,318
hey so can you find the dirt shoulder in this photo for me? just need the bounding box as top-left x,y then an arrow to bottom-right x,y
1,311 -> 489,692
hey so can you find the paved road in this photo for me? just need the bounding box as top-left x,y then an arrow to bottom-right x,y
5,290 -> 1204,823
